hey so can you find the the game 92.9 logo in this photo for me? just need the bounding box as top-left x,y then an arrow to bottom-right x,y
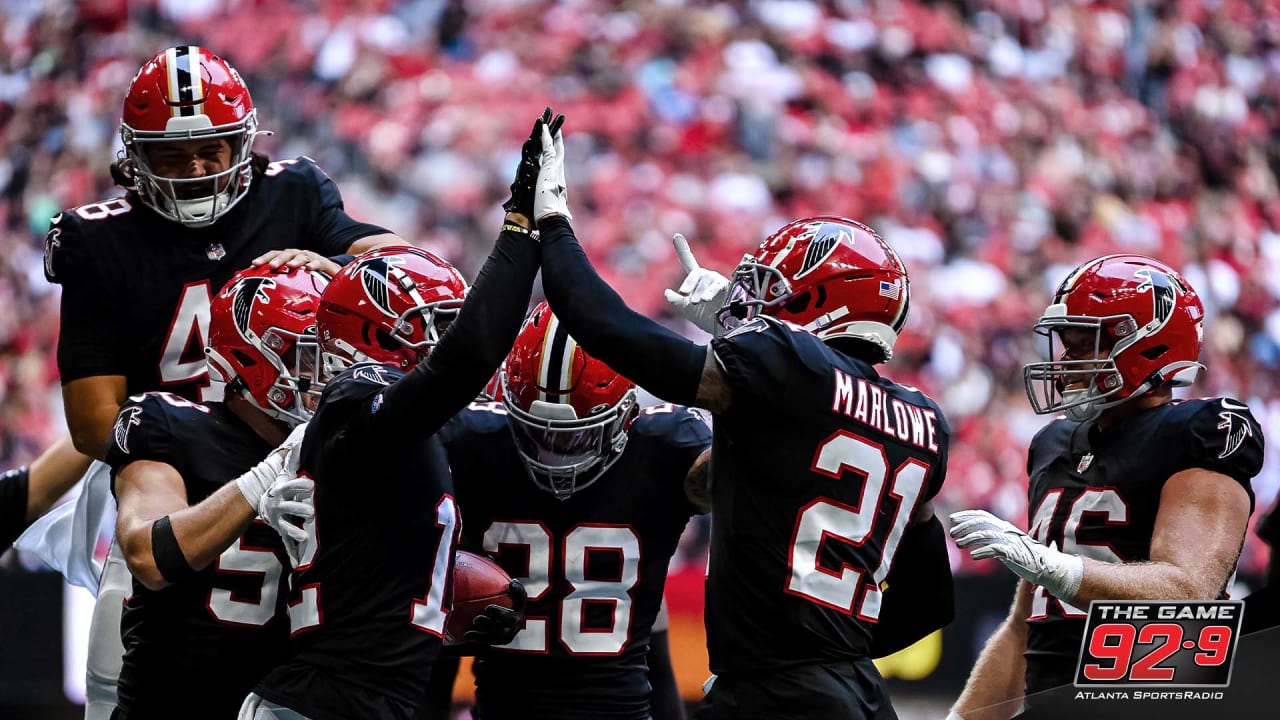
1075,601 -> 1243,687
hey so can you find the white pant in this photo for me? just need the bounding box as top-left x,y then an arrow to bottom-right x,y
85,541 -> 129,720
239,693 -> 313,720
15,459 -> 115,593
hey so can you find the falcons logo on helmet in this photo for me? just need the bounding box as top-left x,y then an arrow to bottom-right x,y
231,276 -> 276,342
1216,408 -> 1254,459
795,226 -> 849,280
113,406 -> 143,454
1134,268 -> 1183,331
356,256 -> 411,318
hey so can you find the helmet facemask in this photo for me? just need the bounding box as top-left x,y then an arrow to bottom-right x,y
121,111 -> 264,228
320,300 -> 462,378
716,256 -> 792,333
207,326 -> 323,427
1023,311 -> 1128,422
1022,304 -> 1202,422
503,378 -> 639,501
266,330 -> 325,423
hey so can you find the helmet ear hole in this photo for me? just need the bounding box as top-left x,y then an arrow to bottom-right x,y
232,349 -> 257,367
374,328 -> 401,352
1140,344 -> 1168,360
784,291 -> 812,315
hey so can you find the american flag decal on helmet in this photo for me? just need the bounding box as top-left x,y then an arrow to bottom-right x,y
878,280 -> 901,299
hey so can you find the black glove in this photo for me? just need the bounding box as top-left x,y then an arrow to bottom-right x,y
502,107 -> 565,218
463,579 -> 528,646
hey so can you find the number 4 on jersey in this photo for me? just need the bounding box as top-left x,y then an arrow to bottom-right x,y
159,281 -> 216,401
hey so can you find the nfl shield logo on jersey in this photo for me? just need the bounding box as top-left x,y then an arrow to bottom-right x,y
1077,453 -> 1094,473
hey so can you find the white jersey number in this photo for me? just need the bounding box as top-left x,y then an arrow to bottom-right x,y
207,529 -> 284,627
158,281 -> 218,401
1028,487 -> 1128,619
287,494 -> 461,639
481,521 -> 641,655
785,431 -> 929,621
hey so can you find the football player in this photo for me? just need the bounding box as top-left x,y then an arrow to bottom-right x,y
947,256 -> 1263,719
104,265 -> 326,719
434,301 -> 711,720
528,121 -> 954,718
10,46 -> 398,719
243,110 -> 558,720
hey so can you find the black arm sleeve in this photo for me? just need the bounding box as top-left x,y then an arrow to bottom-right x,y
648,629 -> 687,720
538,215 -> 705,406
869,515 -> 954,658
370,228 -> 540,438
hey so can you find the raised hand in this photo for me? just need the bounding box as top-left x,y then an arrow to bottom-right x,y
534,115 -> 571,222
504,107 -> 565,222
663,233 -> 730,335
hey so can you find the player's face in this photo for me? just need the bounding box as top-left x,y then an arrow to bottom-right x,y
144,138 -> 233,197
1056,327 -> 1113,390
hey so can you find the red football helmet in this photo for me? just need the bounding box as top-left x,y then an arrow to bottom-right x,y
502,302 -> 639,499
717,216 -> 910,362
1023,255 -> 1205,422
206,266 -> 328,425
317,246 -> 468,374
120,46 -> 261,227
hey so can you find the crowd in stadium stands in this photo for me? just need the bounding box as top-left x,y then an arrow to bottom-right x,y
2,0 -> 1280,573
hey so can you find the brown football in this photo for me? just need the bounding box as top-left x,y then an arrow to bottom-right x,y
445,550 -> 515,645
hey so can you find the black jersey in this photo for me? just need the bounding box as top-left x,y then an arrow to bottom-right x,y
254,363 -> 459,720
103,392 -> 289,719
1022,397 -> 1263,694
703,317 -> 949,676
440,401 -> 711,720
45,156 -> 387,401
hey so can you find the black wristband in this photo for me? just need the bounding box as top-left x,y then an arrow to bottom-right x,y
501,222 -> 532,236
328,254 -> 356,267
151,516 -> 196,584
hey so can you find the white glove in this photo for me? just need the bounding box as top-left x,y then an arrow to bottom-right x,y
662,233 -> 731,336
534,123 -> 571,222
259,476 -> 314,567
235,422 -> 308,514
949,509 -> 1084,602
945,713 -> 967,720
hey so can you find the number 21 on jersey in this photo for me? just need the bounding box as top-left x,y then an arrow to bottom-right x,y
785,431 -> 930,621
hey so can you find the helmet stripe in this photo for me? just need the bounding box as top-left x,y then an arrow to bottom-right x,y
537,314 -> 576,405
172,46 -> 195,117
165,47 -> 181,117
188,46 -> 204,116
559,333 -> 578,406
536,312 -> 559,403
